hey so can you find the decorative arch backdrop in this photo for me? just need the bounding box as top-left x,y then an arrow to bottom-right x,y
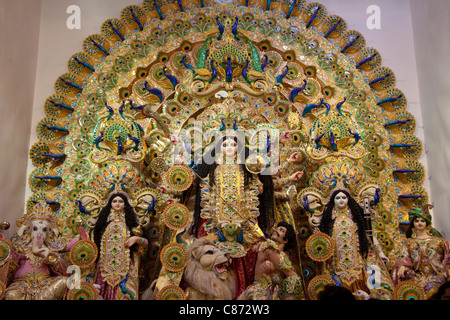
0,0 -> 449,278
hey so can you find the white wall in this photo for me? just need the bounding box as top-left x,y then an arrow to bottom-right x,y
0,0 -> 42,238
21,0 -> 142,236
410,0 -> 450,238
321,0 -> 429,191
27,0 -> 143,200
29,0 -> 143,136
320,0 -> 426,142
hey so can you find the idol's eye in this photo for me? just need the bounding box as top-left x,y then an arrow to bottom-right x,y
205,250 -> 214,255
33,226 -> 38,231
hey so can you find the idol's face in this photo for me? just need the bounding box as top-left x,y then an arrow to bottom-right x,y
413,217 -> 427,232
334,192 -> 348,209
111,196 -> 125,212
271,225 -> 287,245
31,220 -> 49,243
221,138 -> 238,158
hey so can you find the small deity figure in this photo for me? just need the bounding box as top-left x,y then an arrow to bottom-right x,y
192,134 -> 274,241
239,221 -> 304,300
5,201 -> 78,300
392,205 -> 450,298
317,189 -> 392,299
92,192 -> 149,300
190,133 -> 275,297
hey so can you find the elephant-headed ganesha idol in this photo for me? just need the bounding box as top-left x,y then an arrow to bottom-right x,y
3,201 -> 79,300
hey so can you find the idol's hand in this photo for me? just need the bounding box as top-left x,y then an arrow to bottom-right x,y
165,198 -> 176,205
170,134 -> 179,144
174,154 -> 186,165
40,247 -> 50,257
280,131 -> 292,142
397,266 -> 410,278
125,236 -> 140,248
379,251 -> 390,264
288,151 -> 303,163
289,171 -> 303,181
157,186 -> 169,194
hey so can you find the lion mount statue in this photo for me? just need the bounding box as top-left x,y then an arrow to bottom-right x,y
184,238 -> 235,300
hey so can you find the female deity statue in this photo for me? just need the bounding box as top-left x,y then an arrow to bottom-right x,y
92,192 -> 150,300
188,133 -> 275,297
191,134 -> 274,247
5,201 -> 78,300
393,205 -> 450,298
317,189 -> 392,299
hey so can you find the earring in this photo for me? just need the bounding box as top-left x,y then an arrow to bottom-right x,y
425,225 -> 432,236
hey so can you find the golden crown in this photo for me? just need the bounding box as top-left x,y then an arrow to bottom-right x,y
17,200 -> 59,227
